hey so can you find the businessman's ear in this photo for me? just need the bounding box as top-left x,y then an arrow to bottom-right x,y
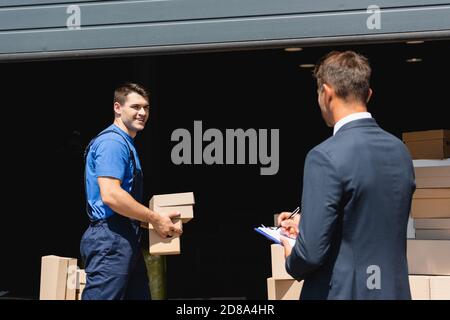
366,88 -> 373,103
322,83 -> 334,107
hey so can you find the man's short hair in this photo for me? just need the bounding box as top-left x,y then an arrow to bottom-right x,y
313,51 -> 371,103
114,83 -> 150,105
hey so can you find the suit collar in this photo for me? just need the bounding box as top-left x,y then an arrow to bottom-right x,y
334,118 -> 378,135
333,112 -> 372,135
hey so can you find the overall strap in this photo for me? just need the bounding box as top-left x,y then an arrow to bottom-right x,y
83,130 -> 138,219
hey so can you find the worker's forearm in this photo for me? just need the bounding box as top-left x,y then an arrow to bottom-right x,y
103,188 -> 159,223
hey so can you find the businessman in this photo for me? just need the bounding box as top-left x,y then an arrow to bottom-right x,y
278,51 -> 415,299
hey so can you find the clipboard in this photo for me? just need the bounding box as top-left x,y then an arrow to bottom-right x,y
254,226 -> 296,246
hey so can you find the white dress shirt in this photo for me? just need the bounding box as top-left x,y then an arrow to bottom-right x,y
333,112 -> 372,135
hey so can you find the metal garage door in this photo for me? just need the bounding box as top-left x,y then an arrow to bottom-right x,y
1,0 -> 450,61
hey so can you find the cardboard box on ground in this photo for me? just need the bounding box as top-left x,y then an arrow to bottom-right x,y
410,160 -> 450,219
267,278 -> 303,300
409,275 -> 450,300
39,256 -> 86,300
408,158 -> 450,299
267,239 -> 303,300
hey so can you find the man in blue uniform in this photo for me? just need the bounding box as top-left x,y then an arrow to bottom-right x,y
81,83 -> 182,300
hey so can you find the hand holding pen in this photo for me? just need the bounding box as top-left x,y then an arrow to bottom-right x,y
276,206 -> 301,238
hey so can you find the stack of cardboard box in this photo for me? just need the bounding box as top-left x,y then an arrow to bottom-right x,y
39,255 -> 86,300
267,244 -> 303,300
403,130 -> 450,300
266,214 -> 303,299
142,192 -> 195,255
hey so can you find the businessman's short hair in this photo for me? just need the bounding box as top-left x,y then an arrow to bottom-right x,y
314,51 -> 371,103
114,82 -> 150,105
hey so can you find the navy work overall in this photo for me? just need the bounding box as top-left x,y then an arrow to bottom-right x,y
80,129 -> 150,300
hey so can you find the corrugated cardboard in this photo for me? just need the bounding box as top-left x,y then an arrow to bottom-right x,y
430,276 -> 450,300
415,229 -> 450,240
271,244 -> 293,280
39,256 -> 72,300
149,226 -> 181,255
403,130 -> 450,159
267,277 -> 303,300
408,275 -> 430,300
407,240 -> 450,275
414,218 -> 450,229
411,189 -> 450,218
414,163 -> 450,189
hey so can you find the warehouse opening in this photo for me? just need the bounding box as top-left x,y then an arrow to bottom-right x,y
1,38 -> 449,299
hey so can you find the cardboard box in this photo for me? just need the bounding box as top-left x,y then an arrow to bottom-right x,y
267,277 -> 303,300
411,189 -> 450,218
149,226 -> 181,255
145,193 -> 192,255
150,192 -> 195,223
407,240 -> 450,275
271,244 -> 293,279
39,256 -> 77,300
413,160 -> 450,188
415,229 -> 450,240
430,276 -> 450,300
403,130 -> 450,159
408,275 -> 430,300
414,218 -> 450,229
142,192 -> 195,230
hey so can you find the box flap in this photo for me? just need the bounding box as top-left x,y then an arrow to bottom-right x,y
151,192 -> 195,207
403,130 -> 449,142
413,188 -> 450,199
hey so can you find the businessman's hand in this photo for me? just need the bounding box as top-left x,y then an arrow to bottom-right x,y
280,238 -> 293,258
154,211 -> 183,238
277,211 -> 301,238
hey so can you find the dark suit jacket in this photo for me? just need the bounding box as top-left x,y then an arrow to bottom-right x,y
286,118 -> 415,300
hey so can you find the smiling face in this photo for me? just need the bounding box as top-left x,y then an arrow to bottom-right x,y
114,92 -> 149,137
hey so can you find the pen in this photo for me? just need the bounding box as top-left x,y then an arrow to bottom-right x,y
276,206 -> 300,229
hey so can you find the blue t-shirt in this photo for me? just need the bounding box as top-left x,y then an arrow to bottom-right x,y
85,124 -> 143,221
